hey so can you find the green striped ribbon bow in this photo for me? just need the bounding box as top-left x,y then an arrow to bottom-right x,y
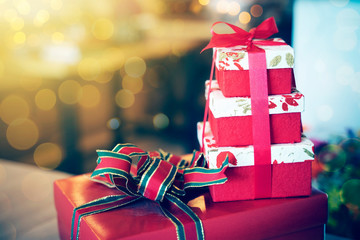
71,143 -> 229,240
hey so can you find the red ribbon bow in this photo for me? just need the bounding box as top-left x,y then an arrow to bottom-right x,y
201,17 -> 279,52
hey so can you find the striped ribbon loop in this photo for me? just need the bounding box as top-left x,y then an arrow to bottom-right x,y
72,144 -> 229,240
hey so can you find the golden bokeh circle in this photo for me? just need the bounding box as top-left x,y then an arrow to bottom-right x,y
79,84 -> 100,108
122,75 -> 143,94
58,80 -> 82,104
124,57 -> 146,78
0,95 -> 30,125
35,89 -> 56,111
92,18 -> 114,40
115,89 -> 135,108
34,142 -> 63,170
6,118 -> 39,150
239,11 -> 251,25
78,58 -> 101,81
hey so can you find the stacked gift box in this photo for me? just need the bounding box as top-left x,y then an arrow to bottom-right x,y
198,36 -> 316,202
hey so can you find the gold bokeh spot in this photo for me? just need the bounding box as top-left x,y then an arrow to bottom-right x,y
122,75 -> 143,94
79,84 -> 100,108
92,18 -> 114,40
6,118 -> 39,150
58,80 -> 82,104
35,89 -> 56,111
0,95 -> 29,125
115,89 -> 135,108
124,57 -> 146,78
78,58 -> 101,81
34,143 -> 63,170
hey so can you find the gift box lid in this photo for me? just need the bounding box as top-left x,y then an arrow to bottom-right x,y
205,80 -> 304,118
197,121 -> 314,169
214,38 -> 294,71
54,173 -> 327,240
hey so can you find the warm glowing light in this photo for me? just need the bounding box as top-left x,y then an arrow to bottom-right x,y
115,89 -> 135,108
34,143 -> 63,170
20,76 -> 42,91
4,9 -> 18,23
21,172 -> 51,201
0,95 -> 29,124
78,58 -> 101,81
16,0 -> 31,15
199,0 -> 209,6
34,10 -> 50,27
51,0 -> 63,10
107,118 -> 121,130
35,89 -> 56,111
58,80 -> 82,104
250,4 -> 263,18
122,75 -> 143,94
124,57 -> 146,77
10,17 -> 24,31
92,18 -> 114,40
95,71 -> 113,84
153,113 -> 169,129
0,61 -> 4,78
13,32 -> 26,44
228,1 -> 241,16
52,32 -> 64,44
239,11 -> 251,24
79,84 -> 100,108
216,0 -> 229,14
6,118 -> 39,150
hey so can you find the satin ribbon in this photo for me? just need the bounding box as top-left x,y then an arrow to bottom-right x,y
201,17 -> 282,198
71,144 -> 229,240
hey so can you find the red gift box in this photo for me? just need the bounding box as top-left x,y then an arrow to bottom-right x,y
214,38 -> 294,97
197,122 -> 314,202
206,80 -> 303,146
54,173 -> 327,240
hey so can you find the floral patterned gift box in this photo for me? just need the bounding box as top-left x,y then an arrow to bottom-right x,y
197,121 -> 315,202
205,80 -> 303,147
214,38 -> 294,97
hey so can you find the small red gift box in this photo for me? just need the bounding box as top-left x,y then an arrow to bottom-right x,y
214,38 -> 294,97
54,173 -> 327,240
206,80 -> 303,147
197,122 -> 314,202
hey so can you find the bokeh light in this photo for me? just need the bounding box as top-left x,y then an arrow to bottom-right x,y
216,0 -> 229,14
58,79 -> 82,104
198,0 -> 209,6
51,0 -> 63,10
34,9 -> 50,27
16,0 -> 31,15
33,142 -> 63,170
92,18 -> 114,40
317,144 -> 347,172
78,58 -> 101,81
13,31 -> 26,45
153,113 -> 169,130
250,4 -> 263,18
6,118 -> 39,150
107,118 -> 121,130
340,179 -> 360,210
79,84 -> 101,108
124,57 -> 147,77
10,17 -> 24,31
52,32 -> 64,44
21,172 -> 51,201
239,11 -> 251,25
122,75 -> 143,94
115,89 -> 135,108
228,1 -> 241,16
35,89 -> 57,111
95,71 -> 114,84
0,95 -> 30,125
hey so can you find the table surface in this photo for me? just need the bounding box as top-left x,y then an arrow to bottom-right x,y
0,159 -> 350,240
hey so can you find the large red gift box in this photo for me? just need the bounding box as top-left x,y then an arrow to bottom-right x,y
197,122 -> 314,202
206,80 -> 303,146
214,38 -> 294,97
54,173 -> 327,240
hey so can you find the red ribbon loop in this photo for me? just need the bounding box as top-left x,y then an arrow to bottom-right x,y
201,17 -> 279,53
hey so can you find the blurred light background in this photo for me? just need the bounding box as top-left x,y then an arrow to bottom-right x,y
0,0 -> 359,238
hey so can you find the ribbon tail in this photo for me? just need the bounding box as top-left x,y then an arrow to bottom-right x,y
71,195 -> 141,240
160,194 -> 204,240
182,155 -> 228,189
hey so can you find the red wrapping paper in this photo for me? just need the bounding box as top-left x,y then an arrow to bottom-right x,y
216,68 -> 293,97
209,110 -> 302,147
54,173 -> 327,240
